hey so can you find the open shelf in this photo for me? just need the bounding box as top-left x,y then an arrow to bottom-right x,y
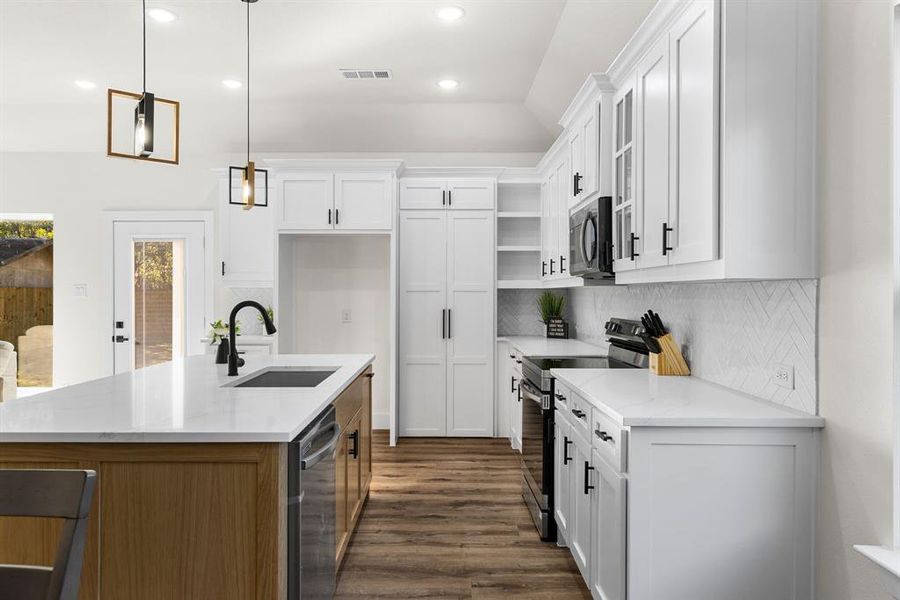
498,279 -> 544,289
498,211 -> 541,219
498,245 -> 541,252
497,183 -> 541,213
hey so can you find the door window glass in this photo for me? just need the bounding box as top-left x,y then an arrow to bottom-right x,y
133,240 -> 185,369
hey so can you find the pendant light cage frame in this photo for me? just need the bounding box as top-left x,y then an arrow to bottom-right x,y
107,89 -> 180,164
228,165 -> 269,207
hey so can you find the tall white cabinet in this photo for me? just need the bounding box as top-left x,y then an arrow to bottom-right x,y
398,178 -> 495,437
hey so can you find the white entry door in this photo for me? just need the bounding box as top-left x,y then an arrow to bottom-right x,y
112,220 -> 207,374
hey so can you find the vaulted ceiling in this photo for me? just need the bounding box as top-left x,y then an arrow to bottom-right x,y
0,0 -> 655,155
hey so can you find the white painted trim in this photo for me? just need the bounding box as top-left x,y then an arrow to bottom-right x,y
558,73 -> 615,128
893,2 -> 900,550
855,546 -> 900,599
260,158 -> 404,174
399,166 -> 505,179
0,212 -> 54,221
101,210 -> 215,376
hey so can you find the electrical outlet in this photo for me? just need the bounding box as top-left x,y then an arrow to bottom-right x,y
73,284 -> 87,297
773,363 -> 794,390
341,309 -> 352,323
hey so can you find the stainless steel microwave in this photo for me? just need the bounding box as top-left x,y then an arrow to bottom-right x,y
569,197 -> 614,280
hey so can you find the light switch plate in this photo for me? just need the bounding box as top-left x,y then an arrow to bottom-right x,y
73,284 -> 87,297
341,309 -> 352,323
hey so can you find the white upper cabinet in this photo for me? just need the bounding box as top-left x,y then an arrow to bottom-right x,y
555,156 -> 571,277
668,0 -> 718,266
277,170 -> 394,231
635,35 -> 671,270
279,172 -> 334,230
399,179 -> 446,210
612,80 -> 637,273
335,173 -> 393,230
607,0 -> 817,283
219,178 -> 275,285
399,179 -> 495,211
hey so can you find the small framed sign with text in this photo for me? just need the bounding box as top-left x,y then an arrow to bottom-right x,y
546,317 -> 569,339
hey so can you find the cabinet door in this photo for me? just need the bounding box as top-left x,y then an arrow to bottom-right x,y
347,411 -> 363,525
361,375 -> 372,490
446,210 -> 495,437
635,36 -> 671,269
541,173 -> 555,280
399,179 -> 446,210
447,179 -> 495,210
580,101 -> 600,200
590,449 -> 627,600
220,179 -> 275,284
554,412 -> 573,543
555,156 -> 571,277
568,127 -> 585,208
569,432 -> 593,581
279,173 -> 334,230
508,352 -> 521,450
334,173 -> 393,230
669,0 -> 718,266
398,211 -> 448,436
612,80 -> 637,273
496,341 -> 511,440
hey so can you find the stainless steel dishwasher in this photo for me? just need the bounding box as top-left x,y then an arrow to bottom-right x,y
288,405 -> 341,599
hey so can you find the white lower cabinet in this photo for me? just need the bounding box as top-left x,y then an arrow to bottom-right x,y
553,408 -> 572,544
590,448 -> 627,600
398,209 -> 495,437
554,410 -> 818,600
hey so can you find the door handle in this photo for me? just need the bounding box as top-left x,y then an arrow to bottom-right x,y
584,461 -> 595,494
662,222 -> 673,256
563,436 -> 572,464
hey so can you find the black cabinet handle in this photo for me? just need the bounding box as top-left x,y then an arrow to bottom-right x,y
662,222 -> 673,256
448,189 -> 452,206
515,359 -> 522,365
630,233 -> 640,261
509,354 -> 515,359
442,190 -> 446,206
554,392 -> 566,402
560,255 -> 566,273
447,309 -> 451,339
349,430 -> 359,459
571,408 -> 585,419
511,376 -> 517,393
442,309 -> 446,339
595,429 -> 613,443
335,209 -> 340,225
584,461 -> 595,494
542,261 -> 547,277
112,335 -> 130,343
328,208 -> 332,224
550,258 -> 555,274
563,436 -> 572,464
221,261 -> 226,276
573,172 -> 583,196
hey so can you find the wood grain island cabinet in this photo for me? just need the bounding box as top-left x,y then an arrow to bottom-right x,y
0,366 -> 373,600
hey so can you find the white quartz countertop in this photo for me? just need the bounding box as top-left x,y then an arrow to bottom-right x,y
0,353 -> 375,443
551,368 -> 825,428
499,336 -> 608,357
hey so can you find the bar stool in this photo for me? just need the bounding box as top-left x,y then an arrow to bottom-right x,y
0,469 -> 96,600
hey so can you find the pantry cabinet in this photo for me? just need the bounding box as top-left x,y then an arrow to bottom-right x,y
398,209 -> 495,437
277,171 -> 394,231
399,178 -> 494,210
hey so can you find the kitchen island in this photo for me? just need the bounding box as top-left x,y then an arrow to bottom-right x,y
0,353 -> 375,600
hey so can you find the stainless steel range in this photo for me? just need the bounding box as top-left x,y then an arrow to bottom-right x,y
520,318 -> 650,541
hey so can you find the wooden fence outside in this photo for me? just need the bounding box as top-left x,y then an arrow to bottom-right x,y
0,287 -> 52,349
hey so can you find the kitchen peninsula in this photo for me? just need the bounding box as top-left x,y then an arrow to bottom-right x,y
0,353 -> 374,600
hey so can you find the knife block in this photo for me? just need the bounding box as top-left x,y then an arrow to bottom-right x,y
649,333 -> 691,376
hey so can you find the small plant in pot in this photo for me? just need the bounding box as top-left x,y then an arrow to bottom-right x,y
537,291 -> 568,339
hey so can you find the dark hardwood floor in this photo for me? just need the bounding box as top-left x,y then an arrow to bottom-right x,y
335,432 -> 591,599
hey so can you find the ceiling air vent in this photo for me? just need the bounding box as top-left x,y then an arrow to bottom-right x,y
340,69 -> 392,80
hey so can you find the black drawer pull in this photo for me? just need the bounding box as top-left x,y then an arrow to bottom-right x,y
662,222 -> 673,256
511,376 -> 517,393
584,461 -> 595,494
563,436 -> 572,464
349,430 -> 359,459
571,408 -> 585,419
595,429 -> 613,443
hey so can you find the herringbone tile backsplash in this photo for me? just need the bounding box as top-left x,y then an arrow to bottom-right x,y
498,280 -> 818,415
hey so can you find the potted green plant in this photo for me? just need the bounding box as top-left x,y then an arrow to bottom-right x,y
537,291 -> 568,339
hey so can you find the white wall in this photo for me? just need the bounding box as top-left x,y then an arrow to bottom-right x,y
817,2 -> 894,599
283,235 -> 391,428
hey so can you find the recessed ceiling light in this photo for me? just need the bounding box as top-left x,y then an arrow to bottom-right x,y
74,80 -> 96,90
222,79 -> 243,89
437,79 -> 459,91
147,8 -> 177,23
436,6 -> 465,22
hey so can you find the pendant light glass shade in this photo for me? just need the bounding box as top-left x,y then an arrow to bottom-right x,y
229,0 -> 267,209
133,91 -> 154,157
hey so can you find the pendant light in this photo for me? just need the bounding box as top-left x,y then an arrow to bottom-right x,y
229,0 -> 268,209
134,0 -> 154,157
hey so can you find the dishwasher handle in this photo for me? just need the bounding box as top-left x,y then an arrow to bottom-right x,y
301,422 -> 341,470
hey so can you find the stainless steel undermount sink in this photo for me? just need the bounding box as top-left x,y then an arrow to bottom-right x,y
227,367 -> 339,388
